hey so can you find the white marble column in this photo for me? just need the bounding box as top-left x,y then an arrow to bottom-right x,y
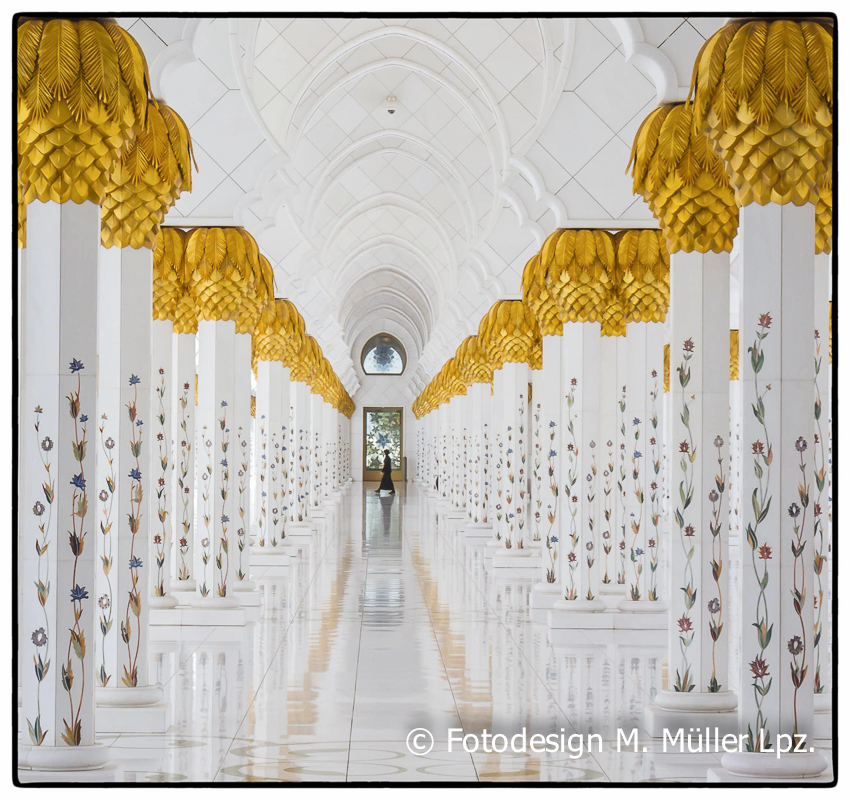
649,250 -> 737,729
551,323 -> 606,617
233,333 -> 255,591
495,361 -> 530,551
20,201 -> 109,771
193,320 -> 239,608
812,252 -> 831,730
95,244 -> 165,726
171,331 -> 196,591
289,380 -> 314,532
617,322 -> 666,614
598,335 -> 621,596
252,360 -> 293,562
531,334 -> 565,607
150,319 -> 178,610
308,392 -> 324,516
722,204 -> 824,774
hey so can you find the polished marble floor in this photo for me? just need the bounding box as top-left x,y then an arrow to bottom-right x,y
76,484 -> 828,783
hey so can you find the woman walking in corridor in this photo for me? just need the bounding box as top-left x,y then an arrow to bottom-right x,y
375,449 -> 395,494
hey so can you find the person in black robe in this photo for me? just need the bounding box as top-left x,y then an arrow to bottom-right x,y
375,449 -> 395,494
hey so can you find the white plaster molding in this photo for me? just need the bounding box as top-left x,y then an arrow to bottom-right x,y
609,17 -> 687,103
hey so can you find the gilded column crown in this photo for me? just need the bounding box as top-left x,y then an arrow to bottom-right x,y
628,102 -> 739,254
521,254 -> 561,336
101,101 -> 195,249
18,180 -> 26,248
311,358 -> 332,398
442,357 -> 467,399
540,228 -> 616,325
456,335 -> 494,385
730,329 -> 740,380
252,298 -> 305,371
236,254 -> 275,336
290,335 -> 322,384
478,300 -> 542,370
17,18 -> 152,205
152,227 -> 186,320
185,227 -> 265,323
610,230 -> 670,336
689,18 -> 833,209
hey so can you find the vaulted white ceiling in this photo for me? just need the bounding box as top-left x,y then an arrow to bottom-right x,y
127,15 -> 725,398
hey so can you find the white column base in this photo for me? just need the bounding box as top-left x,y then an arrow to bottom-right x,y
251,547 -> 294,567
711,752 -> 830,782
529,583 -> 562,609
644,690 -> 739,738
149,595 -> 179,610
813,694 -> 832,739
492,548 -> 543,571
287,522 -> 317,536
234,578 -> 257,591
189,593 -> 240,610
173,578 -> 196,593
463,522 -> 493,539
17,744 -> 113,778
150,605 -> 247,626
95,703 -> 168,734
617,598 -> 669,613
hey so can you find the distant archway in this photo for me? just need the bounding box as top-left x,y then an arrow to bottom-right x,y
360,333 -> 406,376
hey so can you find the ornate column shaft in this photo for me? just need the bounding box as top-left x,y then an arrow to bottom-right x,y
194,320 -> 238,606
20,200 -> 108,770
290,380 -> 313,530
171,332 -> 196,591
617,322 -> 667,613
688,17 -> 831,777
309,392 -> 324,514
232,333 -> 254,589
598,335 -> 621,596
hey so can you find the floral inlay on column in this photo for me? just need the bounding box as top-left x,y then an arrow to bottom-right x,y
236,425 -> 248,580
177,383 -> 192,580
28,407 -> 55,745
257,417 -> 266,546
628,415 -> 645,602
516,399 -> 527,547
121,374 -> 144,689
673,339 -> 696,691
564,379 -> 579,599
216,401 -> 230,597
545,419 -> 558,584
199,427 -> 212,597
813,330 -> 827,695
482,425 -> 489,524
494,433 -> 503,537
65,358 -> 90,743
648,372 -> 661,601
505,425 -> 514,548
602,440 -> 613,584
153,368 -> 168,597
788,435 -> 810,738
708,434 -> 726,692
281,426 -> 289,537
96,415 -> 115,687
617,386 -> 627,585
744,313 -> 774,752
585,441 -> 597,601
533,404 -> 542,540
270,431 -> 280,544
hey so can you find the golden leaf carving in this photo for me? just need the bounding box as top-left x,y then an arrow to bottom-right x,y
628,102 -> 739,254
689,17 -> 832,216
101,101 -> 196,249
17,18 -> 152,204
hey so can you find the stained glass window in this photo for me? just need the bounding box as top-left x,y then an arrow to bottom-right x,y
365,409 -> 402,471
361,333 -> 406,375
